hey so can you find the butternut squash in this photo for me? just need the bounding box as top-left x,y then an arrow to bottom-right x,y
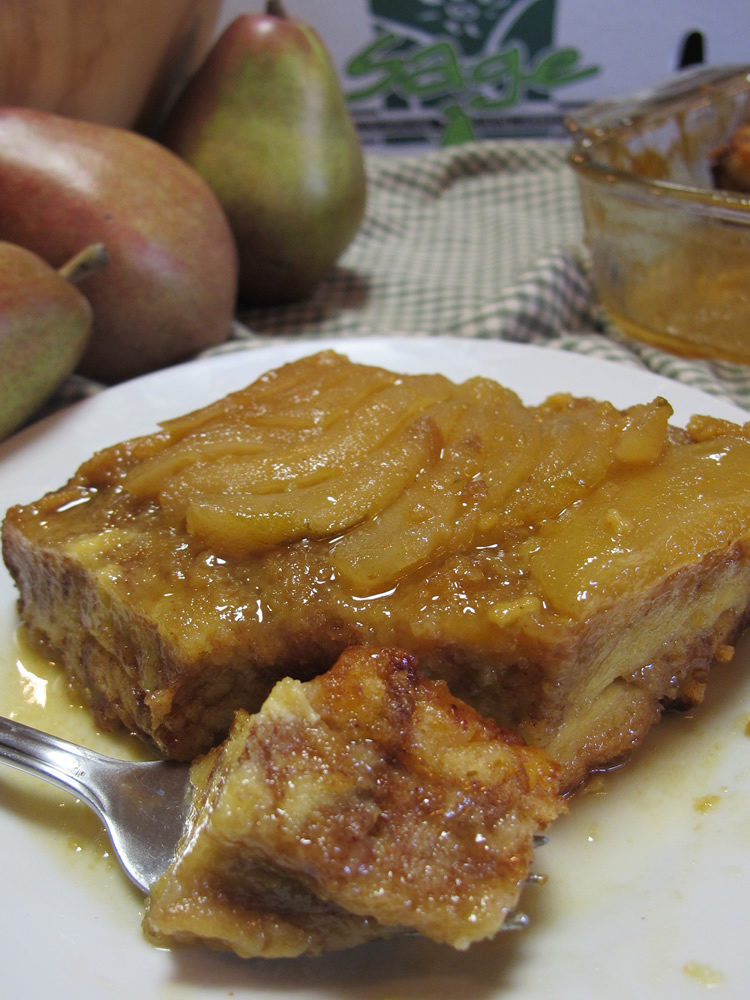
0,0 -> 222,132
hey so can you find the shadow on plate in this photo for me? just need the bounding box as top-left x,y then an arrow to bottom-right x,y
166,922 -> 531,1000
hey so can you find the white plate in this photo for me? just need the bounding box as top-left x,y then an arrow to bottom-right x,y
1,336 -> 749,999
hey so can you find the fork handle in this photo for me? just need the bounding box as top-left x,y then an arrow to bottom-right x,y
0,714 -> 113,818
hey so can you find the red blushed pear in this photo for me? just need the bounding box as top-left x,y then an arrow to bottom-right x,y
160,0 -> 366,306
0,242 -> 106,441
0,108 -> 238,383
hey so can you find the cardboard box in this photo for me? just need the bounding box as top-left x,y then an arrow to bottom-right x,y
217,1 -> 750,146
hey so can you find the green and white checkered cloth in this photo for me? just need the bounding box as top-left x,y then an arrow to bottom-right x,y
55,138 -> 750,414
225,138 -> 750,412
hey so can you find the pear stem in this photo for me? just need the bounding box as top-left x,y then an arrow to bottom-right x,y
58,243 -> 108,285
266,0 -> 287,19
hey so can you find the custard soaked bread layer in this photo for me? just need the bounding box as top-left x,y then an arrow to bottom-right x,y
3,351 -> 750,789
145,646 -> 563,957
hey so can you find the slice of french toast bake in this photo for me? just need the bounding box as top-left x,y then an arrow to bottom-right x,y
144,646 -> 563,957
3,350 -> 750,791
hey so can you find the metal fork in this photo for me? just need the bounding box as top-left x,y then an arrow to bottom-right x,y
0,714 -> 192,891
0,713 -> 544,928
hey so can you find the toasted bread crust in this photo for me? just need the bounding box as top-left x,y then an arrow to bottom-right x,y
144,646 -> 563,956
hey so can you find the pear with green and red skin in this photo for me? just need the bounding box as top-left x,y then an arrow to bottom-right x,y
0,242 -> 108,441
0,107 -> 238,384
160,0 -> 367,306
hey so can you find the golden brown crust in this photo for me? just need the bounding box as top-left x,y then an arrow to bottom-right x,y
144,646 -> 563,956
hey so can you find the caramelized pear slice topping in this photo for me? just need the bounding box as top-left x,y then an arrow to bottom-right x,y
185,415 -> 441,554
529,437 -> 750,619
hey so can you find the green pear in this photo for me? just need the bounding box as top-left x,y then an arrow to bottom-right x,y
0,242 -> 106,441
160,0 -> 366,306
0,108 -> 238,384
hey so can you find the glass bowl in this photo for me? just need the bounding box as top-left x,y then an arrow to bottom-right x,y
567,64 -> 750,365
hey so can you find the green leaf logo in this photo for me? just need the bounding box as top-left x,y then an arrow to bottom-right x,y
346,0 -> 600,144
